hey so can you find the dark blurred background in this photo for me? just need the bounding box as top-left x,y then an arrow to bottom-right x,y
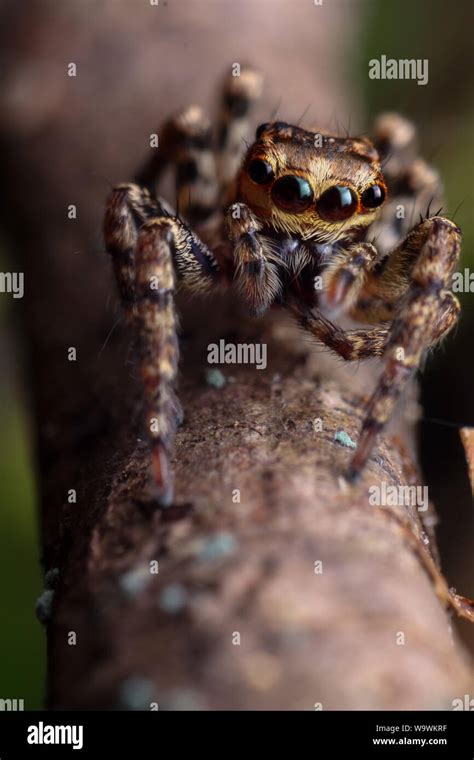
0,0 -> 472,708
360,0 -> 474,656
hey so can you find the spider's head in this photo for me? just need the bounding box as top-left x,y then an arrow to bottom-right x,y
237,122 -> 387,242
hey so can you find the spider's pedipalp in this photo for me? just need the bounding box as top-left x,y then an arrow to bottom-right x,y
356,216 -> 460,317
321,241 -> 378,316
225,202 -> 280,315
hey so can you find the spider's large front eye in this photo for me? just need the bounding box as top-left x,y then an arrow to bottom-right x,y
317,185 -> 358,222
361,183 -> 386,209
271,175 -> 314,213
248,158 -> 274,185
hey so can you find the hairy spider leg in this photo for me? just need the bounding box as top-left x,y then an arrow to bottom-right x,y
104,183 -> 220,504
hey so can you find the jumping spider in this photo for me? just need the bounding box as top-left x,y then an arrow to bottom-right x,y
104,67 -> 461,505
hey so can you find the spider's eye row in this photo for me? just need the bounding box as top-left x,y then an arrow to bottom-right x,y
317,185 -> 358,222
271,175 -> 314,213
255,123 -> 270,139
361,183 -> 386,209
248,158 -> 275,185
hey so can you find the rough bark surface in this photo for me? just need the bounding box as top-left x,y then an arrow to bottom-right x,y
0,0 -> 471,709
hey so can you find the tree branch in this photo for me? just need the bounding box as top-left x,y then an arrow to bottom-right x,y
0,0 -> 471,710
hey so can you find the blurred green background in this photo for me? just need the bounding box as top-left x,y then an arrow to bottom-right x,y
0,0 -> 471,708
0,314 -> 44,708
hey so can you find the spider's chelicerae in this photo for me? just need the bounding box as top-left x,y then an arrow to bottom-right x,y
104,67 -> 461,505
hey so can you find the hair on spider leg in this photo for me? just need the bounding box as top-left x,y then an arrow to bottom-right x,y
70,219 -> 108,260
330,108 -> 352,139
175,189 -> 181,221
338,112 -> 357,140
425,197 -> 436,220
97,314 -> 124,359
105,280 -> 115,313
421,415 -> 474,430
416,198 -> 435,225
345,114 -> 353,140
380,150 -> 396,170
294,101 -> 313,128
449,199 -> 466,224
268,96 -> 283,123
157,198 -> 172,219
405,196 -> 418,232
329,108 -> 341,137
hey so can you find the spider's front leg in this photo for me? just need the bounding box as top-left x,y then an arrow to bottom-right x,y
291,304 -> 389,361
132,218 -> 180,505
104,184 -> 219,505
347,217 -> 461,482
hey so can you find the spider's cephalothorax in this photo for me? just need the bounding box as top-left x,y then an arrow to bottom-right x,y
237,121 -> 386,243
104,67 -> 461,505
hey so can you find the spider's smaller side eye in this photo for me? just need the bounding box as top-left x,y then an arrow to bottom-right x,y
255,123 -> 270,139
248,158 -> 275,185
361,183 -> 386,209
